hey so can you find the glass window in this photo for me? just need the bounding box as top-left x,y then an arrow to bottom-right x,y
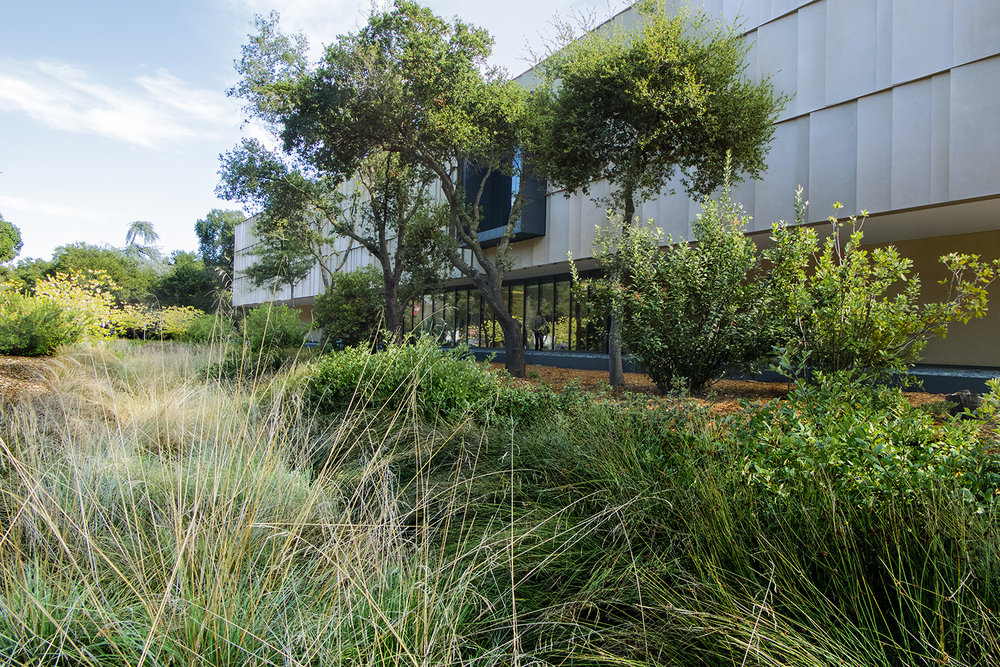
404,271 -> 609,352
484,300 -> 499,349
573,283 -> 596,351
510,150 -> 522,215
456,288 -> 469,346
554,278 -> 571,351
443,290 -> 457,345
421,293 -> 436,337
410,298 -> 422,334
510,283 -> 525,348
526,280 -> 542,351
539,280 -> 554,350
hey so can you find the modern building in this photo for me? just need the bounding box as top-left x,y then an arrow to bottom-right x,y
234,0 -> 1000,370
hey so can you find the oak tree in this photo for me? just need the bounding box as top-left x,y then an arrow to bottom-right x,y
533,0 -> 787,384
242,2 -> 542,376
0,212 -> 23,264
220,12 -> 450,342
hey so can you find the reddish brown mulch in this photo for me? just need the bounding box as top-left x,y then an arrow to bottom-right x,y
493,363 -> 949,416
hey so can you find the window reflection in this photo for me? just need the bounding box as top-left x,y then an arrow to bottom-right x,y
555,279 -> 571,351
432,271 -> 606,353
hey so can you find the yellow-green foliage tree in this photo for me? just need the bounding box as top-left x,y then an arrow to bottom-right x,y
35,271 -> 119,342
160,305 -> 204,339
32,271 -> 207,344
114,303 -> 158,338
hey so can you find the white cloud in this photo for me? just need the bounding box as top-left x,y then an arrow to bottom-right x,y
0,59 -> 237,149
0,195 -> 109,222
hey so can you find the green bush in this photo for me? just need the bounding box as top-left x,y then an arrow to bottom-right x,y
579,187 -> 812,391
313,267 -> 383,347
241,303 -> 307,352
785,203 -> 999,379
305,336 -> 553,424
0,292 -> 80,356
183,313 -> 234,344
737,371 -> 1000,507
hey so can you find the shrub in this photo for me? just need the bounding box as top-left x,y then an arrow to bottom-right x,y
0,291 -> 79,356
577,187 -> 812,391
183,313 -> 234,343
113,302 -> 159,339
305,336 -> 552,424
241,303 -> 307,352
34,270 -> 119,341
160,305 -> 205,339
737,371 -> 1000,508
785,202 -> 1000,379
313,267 -> 383,348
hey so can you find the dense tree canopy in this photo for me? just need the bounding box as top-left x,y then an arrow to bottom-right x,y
195,209 -> 243,288
153,251 -> 219,312
532,0 -> 787,383
0,212 -> 23,264
266,1 -> 539,375
221,5 -> 515,354
535,0 -> 785,220
8,257 -> 52,293
51,242 -> 157,303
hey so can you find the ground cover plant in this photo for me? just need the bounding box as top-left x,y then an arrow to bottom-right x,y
0,340 -> 997,665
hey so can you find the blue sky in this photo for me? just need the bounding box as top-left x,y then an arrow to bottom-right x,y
1,0 -> 617,262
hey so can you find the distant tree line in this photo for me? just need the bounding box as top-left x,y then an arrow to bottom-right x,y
0,209 -> 244,315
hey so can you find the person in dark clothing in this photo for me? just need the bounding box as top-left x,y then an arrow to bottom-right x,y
531,313 -> 547,350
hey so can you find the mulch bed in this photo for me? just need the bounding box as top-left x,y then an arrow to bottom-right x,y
0,356 -> 56,402
0,354 -> 950,417
493,362 -> 949,415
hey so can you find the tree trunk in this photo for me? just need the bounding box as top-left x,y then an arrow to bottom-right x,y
608,316 -> 625,386
382,275 -> 402,343
608,195 -> 636,387
480,281 -> 526,378
498,311 -> 527,378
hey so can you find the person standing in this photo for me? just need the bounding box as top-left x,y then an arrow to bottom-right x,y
531,313 -> 547,351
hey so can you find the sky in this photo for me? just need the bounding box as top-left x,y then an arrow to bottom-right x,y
0,0 -> 621,262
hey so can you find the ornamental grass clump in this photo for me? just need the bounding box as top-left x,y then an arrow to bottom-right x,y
0,341 -> 594,665
2,339 -> 998,665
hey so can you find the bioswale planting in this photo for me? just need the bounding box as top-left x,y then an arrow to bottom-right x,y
0,331 -> 998,666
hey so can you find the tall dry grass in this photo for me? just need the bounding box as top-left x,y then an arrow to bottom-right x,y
0,341 -> 596,666
2,340 -> 998,666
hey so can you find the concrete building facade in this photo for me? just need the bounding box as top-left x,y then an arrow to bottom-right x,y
234,0 -> 1000,368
